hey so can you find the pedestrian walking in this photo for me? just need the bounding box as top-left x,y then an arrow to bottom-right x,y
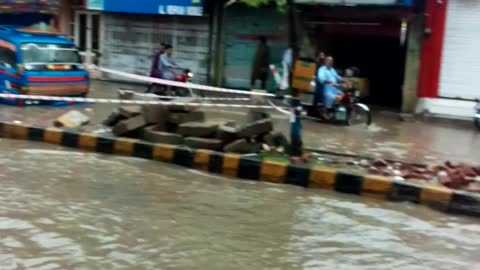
251,36 -> 270,90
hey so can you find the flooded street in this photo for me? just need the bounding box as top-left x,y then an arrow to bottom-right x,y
1,139 -> 479,269
0,80 -> 479,165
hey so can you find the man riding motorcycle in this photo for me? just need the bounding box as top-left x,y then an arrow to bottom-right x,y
146,43 -> 166,93
314,56 -> 346,119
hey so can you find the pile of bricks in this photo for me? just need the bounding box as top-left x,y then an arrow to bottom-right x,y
367,159 -> 480,193
103,96 -> 283,154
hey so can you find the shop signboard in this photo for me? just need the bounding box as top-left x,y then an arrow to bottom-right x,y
87,0 -> 104,10
294,0 -> 413,6
95,0 -> 204,16
0,0 -> 61,13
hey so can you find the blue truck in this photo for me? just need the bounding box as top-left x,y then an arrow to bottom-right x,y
0,25 -> 89,106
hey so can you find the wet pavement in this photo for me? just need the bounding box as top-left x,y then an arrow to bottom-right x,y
1,139 -> 480,270
0,80 -> 479,166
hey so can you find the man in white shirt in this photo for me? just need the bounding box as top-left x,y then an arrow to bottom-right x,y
317,56 -> 344,110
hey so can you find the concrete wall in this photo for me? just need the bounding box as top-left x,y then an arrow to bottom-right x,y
402,14 -> 423,113
57,0 -> 73,38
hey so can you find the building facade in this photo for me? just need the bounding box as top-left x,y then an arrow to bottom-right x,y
417,0 -> 480,118
0,0 -> 61,26
61,0 -> 210,83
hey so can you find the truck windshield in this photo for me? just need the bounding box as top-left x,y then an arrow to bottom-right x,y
21,43 -> 80,65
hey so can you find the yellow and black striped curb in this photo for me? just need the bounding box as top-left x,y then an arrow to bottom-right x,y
1,121 -> 479,219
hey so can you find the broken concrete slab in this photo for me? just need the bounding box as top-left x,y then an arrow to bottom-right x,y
206,119 -> 236,128
246,110 -> 271,122
216,125 -> 239,143
141,127 -> 183,145
142,104 -> 168,127
168,97 -> 200,112
238,118 -> 273,138
118,89 -> 159,101
177,122 -> 218,137
119,106 -> 142,118
167,111 -> 205,125
260,132 -> 289,148
223,139 -> 253,154
103,111 -> 126,127
118,89 -> 134,100
184,137 -> 223,151
112,115 -> 147,136
54,110 -> 90,128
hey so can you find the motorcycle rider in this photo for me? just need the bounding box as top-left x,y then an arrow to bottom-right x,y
317,56 -> 345,118
159,44 -> 179,95
146,42 -> 166,93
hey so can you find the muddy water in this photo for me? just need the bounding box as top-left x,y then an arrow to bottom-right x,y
0,140 -> 479,270
1,80 -> 480,165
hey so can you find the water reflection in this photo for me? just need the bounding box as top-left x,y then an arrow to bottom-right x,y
0,140 -> 479,270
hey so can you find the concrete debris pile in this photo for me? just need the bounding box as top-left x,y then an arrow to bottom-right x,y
103,96 -> 285,154
367,159 -> 480,193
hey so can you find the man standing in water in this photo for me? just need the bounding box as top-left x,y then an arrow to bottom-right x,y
251,36 -> 270,89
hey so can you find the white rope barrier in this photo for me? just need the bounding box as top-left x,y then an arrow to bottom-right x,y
0,93 -> 285,110
98,67 -> 278,97
119,91 -> 251,101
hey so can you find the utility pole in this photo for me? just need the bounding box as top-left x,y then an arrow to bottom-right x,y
287,0 -> 297,60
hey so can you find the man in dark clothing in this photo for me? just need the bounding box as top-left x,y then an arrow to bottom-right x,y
146,43 -> 166,93
251,36 -> 270,89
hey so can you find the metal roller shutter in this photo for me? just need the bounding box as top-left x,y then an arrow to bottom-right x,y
224,5 -> 287,89
439,0 -> 480,99
102,14 -> 210,84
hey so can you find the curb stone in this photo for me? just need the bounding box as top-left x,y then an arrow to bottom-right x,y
0,121 -> 479,219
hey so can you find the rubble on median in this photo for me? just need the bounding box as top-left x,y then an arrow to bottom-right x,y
100,90 -> 286,154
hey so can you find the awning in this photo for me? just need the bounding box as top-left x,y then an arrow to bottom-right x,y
0,0 -> 61,14
295,0 -> 413,6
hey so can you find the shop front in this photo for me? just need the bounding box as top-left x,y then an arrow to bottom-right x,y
293,0 -> 417,110
0,0 -> 61,26
79,0 -> 210,83
222,4 -> 289,90
416,0 -> 480,119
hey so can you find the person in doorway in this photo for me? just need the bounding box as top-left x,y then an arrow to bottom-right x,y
146,43 -> 167,93
251,36 -> 270,89
317,56 -> 345,117
159,45 -> 179,95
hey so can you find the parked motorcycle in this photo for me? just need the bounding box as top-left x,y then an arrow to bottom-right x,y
475,99 -> 480,130
303,80 -> 372,126
146,68 -> 195,97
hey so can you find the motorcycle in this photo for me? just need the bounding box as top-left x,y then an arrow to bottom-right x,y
475,99 -> 480,130
146,68 -> 195,97
303,80 -> 372,126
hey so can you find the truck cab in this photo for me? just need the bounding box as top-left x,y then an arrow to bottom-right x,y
0,25 -> 89,106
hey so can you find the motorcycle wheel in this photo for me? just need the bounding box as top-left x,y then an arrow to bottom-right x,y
347,103 -> 372,126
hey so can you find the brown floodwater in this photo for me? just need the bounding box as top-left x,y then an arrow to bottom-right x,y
0,139 -> 479,270
0,80 -> 479,166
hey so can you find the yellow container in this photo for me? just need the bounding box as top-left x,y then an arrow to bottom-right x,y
292,60 -> 316,92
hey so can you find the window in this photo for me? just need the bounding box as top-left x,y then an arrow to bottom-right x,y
21,43 -> 80,65
0,47 -> 17,69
